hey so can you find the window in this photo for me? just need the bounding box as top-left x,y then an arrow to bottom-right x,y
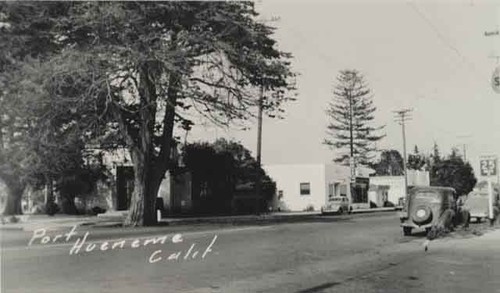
328,183 -> 334,198
339,184 -> 347,197
300,183 -> 311,195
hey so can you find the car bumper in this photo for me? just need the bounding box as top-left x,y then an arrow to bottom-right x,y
321,206 -> 341,213
470,213 -> 487,218
400,222 -> 433,229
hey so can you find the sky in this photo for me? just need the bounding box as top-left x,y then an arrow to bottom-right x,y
186,0 -> 500,181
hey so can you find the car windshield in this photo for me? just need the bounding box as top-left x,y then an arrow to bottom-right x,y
469,193 -> 488,197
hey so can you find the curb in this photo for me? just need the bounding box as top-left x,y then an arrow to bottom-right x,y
351,207 -> 396,214
158,209 -> 397,226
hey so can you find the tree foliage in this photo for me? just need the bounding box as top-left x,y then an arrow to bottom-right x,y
1,2 -> 295,224
324,69 -> 385,166
182,138 -> 275,214
430,147 -> 477,197
407,145 -> 427,171
374,150 -> 404,176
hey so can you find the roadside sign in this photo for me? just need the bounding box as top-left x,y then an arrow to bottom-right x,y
479,156 -> 498,221
480,157 -> 497,176
492,66 -> 500,94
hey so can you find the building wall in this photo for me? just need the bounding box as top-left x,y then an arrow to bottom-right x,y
264,164 -> 327,212
370,170 -> 430,204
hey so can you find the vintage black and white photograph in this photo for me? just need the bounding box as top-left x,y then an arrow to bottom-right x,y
1,0 -> 499,292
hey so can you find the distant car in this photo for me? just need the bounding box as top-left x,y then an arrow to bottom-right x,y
321,196 -> 351,215
463,191 -> 499,223
396,197 -> 406,210
399,186 -> 468,236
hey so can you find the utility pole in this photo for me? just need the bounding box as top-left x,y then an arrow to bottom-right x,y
255,85 -> 264,215
456,134 -> 472,162
394,109 -> 413,200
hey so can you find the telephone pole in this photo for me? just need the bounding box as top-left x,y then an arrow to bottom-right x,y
394,109 -> 413,200
255,85 -> 264,215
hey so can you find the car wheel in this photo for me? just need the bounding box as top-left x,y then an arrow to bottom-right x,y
403,227 -> 412,236
476,217 -> 482,223
425,227 -> 432,235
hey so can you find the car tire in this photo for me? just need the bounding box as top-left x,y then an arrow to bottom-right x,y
403,227 -> 412,236
338,208 -> 344,215
425,227 -> 432,235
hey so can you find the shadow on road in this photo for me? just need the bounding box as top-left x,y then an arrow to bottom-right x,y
296,281 -> 342,293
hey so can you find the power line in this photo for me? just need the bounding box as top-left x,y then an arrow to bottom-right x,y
407,0 -> 492,90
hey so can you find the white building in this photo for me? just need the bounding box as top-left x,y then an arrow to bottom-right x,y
263,164 -> 375,212
369,170 -> 430,205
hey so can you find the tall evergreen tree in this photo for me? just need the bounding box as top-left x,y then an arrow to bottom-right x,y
324,69 -> 385,165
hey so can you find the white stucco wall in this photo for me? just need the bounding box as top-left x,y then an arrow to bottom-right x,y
370,170 -> 430,204
369,176 -> 404,204
264,164 -> 327,211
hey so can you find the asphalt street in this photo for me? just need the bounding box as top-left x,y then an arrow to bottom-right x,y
1,212 -> 499,293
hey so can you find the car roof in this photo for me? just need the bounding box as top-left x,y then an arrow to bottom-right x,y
409,186 -> 455,193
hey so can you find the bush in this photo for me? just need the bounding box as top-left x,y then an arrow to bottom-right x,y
89,206 -> 106,215
383,201 -> 395,207
31,204 -> 46,214
46,202 -> 60,216
304,204 -> 315,212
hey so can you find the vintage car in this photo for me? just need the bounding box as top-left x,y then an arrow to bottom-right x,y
321,196 -> 351,215
463,191 -> 499,223
399,186 -> 464,236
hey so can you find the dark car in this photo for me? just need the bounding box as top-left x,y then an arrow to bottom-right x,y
399,186 -> 465,236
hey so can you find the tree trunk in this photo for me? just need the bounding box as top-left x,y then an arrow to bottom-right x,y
121,59 -> 179,226
124,154 -> 162,226
61,194 -> 79,215
2,179 -> 24,215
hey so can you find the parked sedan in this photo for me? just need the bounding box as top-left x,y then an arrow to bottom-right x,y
399,186 -> 468,236
321,196 -> 351,215
463,191 -> 499,223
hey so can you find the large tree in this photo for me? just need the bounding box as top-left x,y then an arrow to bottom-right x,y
182,138 -> 275,214
324,69 -> 385,166
1,2 -> 295,225
430,148 -> 477,197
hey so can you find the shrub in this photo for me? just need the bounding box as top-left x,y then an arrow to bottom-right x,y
89,206 -> 106,215
46,202 -> 60,216
304,205 -> 315,212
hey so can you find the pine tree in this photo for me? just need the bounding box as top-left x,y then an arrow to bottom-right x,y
324,69 -> 385,165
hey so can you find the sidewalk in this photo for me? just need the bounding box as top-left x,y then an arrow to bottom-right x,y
0,207 -> 396,231
0,214 -> 121,231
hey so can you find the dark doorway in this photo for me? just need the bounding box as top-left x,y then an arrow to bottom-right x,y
116,166 -> 134,210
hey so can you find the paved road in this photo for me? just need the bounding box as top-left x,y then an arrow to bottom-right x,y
2,212 -> 499,292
